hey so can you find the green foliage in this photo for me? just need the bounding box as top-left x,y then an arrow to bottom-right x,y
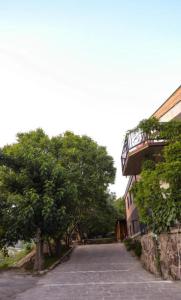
132,119 -> 181,233
113,197 -> 126,220
0,129 -> 73,247
43,255 -> 60,269
0,248 -> 31,270
124,238 -> 133,251
52,132 -> 116,241
24,242 -> 34,252
138,117 -> 161,135
78,192 -> 118,238
134,240 -> 142,257
43,245 -> 69,269
124,238 -> 142,257
0,129 -> 116,268
138,117 -> 181,141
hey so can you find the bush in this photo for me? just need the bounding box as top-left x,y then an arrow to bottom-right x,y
124,238 -> 134,251
24,242 -> 34,252
124,238 -> 142,257
133,240 -> 142,257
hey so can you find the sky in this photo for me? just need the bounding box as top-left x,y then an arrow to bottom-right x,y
0,1 -> 181,197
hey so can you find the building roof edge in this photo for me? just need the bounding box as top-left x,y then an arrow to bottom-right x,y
151,85 -> 181,118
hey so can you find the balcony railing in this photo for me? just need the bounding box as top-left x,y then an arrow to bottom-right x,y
121,128 -> 165,175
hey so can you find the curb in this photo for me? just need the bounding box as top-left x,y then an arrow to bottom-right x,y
35,246 -> 75,276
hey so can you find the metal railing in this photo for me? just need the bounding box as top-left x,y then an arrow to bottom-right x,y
121,128 -> 163,173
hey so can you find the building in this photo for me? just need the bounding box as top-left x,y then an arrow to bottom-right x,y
115,219 -> 127,241
121,85 -> 181,237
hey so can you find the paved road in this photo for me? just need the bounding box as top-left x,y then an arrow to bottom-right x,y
0,270 -> 36,300
1,243 -> 181,300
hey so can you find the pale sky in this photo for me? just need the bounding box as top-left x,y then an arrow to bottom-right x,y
0,1 -> 181,196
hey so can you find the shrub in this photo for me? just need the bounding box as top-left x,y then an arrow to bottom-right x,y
124,238 -> 142,257
24,242 -> 34,252
133,240 -> 142,257
124,238 -> 134,251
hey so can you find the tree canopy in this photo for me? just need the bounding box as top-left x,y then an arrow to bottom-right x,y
0,129 -> 116,270
113,196 -> 126,220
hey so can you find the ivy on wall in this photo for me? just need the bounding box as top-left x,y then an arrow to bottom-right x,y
132,118 -> 181,233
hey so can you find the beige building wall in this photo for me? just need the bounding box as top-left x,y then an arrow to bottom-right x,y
153,85 -> 181,121
159,101 -> 181,121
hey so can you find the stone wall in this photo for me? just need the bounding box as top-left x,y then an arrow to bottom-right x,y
140,233 -> 160,276
159,229 -> 181,280
140,229 -> 181,280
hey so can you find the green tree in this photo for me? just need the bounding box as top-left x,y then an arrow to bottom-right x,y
55,132 -> 116,241
0,195 -> 10,251
113,197 -> 126,220
0,129 -> 76,270
78,192 -> 118,239
0,129 -> 116,269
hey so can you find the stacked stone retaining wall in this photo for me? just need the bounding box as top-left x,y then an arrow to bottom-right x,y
140,229 -> 181,280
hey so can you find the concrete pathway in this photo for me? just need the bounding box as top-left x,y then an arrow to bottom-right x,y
1,243 -> 181,300
0,270 -> 36,300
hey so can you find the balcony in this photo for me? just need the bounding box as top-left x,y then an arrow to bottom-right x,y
121,129 -> 165,176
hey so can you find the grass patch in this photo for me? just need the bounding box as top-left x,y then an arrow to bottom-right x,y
0,249 -> 31,270
44,245 -> 70,269
0,244 -> 71,271
44,255 -> 59,269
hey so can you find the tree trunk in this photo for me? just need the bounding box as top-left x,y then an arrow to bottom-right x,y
77,224 -> 83,244
47,238 -> 53,256
34,228 -> 44,271
55,239 -> 62,257
65,234 -> 70,248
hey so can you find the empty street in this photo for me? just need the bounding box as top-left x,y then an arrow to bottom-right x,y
1,243 -> 181,300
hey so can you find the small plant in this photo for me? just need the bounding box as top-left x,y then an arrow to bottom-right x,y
124,238 -> 134,251
2,247 -> 9,257
24,242 -> 34,252
133,240 -> 142,257
124,238 -> 142,257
